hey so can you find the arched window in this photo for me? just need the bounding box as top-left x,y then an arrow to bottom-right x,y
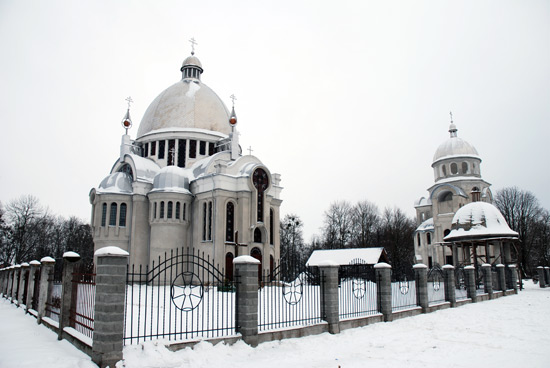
154,202 -> 157,219
109,203 -> 117,226
119,203 -> 127,227
167,201 -> 173,219
252,168 -> 269,222
226,202 -> 235,242
461,162 -> 468,174
269,208 -> 274,245
183,203 -> 186,220
254,228 -> 262,243
202,201 -> 212,241
175,202 -> 180,220
251,247 -> 262,281
426,232 -> 431,245
160,201 -> 165,219
441,165 -> 447,176
101,203 -> 107,226
225,252 -> 234,281
440,192 -> 453,202
444,229 -> 451,237
417,233 -> 421,247
450,163 -> 458,175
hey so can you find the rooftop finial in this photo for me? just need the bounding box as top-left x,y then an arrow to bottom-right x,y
121,96 -> 133,134
450,111 -> 453,124
230,94 -> 237,108
189,37 -> 197,55
448,111 -> 458,138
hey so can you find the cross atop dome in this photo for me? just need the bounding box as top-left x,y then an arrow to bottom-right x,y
189,37 -> 197,55
448,111 -> 457,138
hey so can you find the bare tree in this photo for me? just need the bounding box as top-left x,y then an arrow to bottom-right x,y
322,201 -> 354,249
351,200 -> 380,248
379,207 -> 415,276
494,187 -> 543,276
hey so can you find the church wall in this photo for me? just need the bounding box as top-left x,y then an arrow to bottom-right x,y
129,195 -> 149,266
92,193 -> 132,254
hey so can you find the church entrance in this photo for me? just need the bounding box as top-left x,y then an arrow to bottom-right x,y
251,247 -> 262,281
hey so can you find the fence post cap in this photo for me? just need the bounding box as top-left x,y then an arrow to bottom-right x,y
233,255 -> 260,265
316,260 -> 339,267
29,260 -> 41,266
464,265 -> 475,270
40,256 -> 56,264
537,266 -> 545,269
94,246 -> 129,257
507,264 -> 516,269
481,263 -> 491,268
63,251 -> 81,262
21,262 -> 30,267
14,264 -> 21,268
496,264 -> 505,268
413,263 -> 428,269
442,264 -> 454,269
545,266 -> 550,270
374,262 -> 391,269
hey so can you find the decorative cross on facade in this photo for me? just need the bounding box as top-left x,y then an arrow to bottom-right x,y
247,146 -> 253,155
169,148 -> 176,165
450,111 -> 453,123
230,94 -> 237,108
126,96 -> 134,109
189,37 -> 198,54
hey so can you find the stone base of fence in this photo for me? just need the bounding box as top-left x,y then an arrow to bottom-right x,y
425,302 -> 451,313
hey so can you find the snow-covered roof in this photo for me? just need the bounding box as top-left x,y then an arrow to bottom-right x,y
97,172 -> 133,195
150,166 -> 191,194
127,154 -> 161,183
306,248 -> 385,267
444,202 -> 518,242
414,196 -> 432,207
416,217 -> 434,232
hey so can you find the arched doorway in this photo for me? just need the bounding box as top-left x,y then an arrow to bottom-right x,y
225,252 -> 234,281
251,247 -> 262,281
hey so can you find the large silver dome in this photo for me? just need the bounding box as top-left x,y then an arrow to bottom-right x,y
433,123 -> 479,163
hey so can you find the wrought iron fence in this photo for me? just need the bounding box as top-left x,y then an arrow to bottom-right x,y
258,261 -> 323,331
338,261 -> 377,319
455,267 -> 468,300
491,266 -> 499,291
427,265 -> 445,305
124,248 -> 235,345
45,265 -> 62,321
391,268 -> 417,312
69,261 -> 96,339
476,266 -> 486,295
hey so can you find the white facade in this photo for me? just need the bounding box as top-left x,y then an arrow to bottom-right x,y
89,52 -> 282,277
414,122 -> 493,267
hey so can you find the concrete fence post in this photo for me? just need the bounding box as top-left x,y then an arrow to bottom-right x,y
18,263 -> 30,307
481,264 -> 493,298
442,265 -> 456,307
37,257 -> 55,324
496,264 -> 506,291
234,255 -> 260,347
413,264 -> 428,313
545,267 -> 550,286
26,260 -> 41,312
319,262 -> 340,334
537,267 -> 546,288
508,265 -> 518,293
375,262 -> 392,322
92,246 -> 129,368
9,267 -> 16,298
12,265 -> 21,303
58,252 -> 81,340
464,266 -> 477,302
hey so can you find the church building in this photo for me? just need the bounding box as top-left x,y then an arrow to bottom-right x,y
89,48 -> 282,277
413,117 -> 517,268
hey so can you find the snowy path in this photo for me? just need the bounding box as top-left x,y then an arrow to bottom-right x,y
1,281 -> 549,368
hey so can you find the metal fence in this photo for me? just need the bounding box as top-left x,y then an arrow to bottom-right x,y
69,261 -> 96,339
258,262 -> 323,331
427,266 -> 445,305
455,267 -> 468,300
338,262 -> 377,319
45,265 -> 63,322
31,268 -> 41,311
476,266 -> 486,295
124,248 -> 235,345
391,269 -> 417,312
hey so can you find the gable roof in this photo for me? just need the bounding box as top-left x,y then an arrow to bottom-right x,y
306,247 -> 386,267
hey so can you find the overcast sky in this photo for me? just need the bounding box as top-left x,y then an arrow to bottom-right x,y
1,0 -> 549,241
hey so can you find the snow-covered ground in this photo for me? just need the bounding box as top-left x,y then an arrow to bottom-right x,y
1,281 -> 549,368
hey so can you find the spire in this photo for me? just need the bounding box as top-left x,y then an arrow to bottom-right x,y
229,94 -> 238,127
449,111 -> 457,138
229,94 -> 239,160
181,37 -> 203,80
121,96 -> 133,135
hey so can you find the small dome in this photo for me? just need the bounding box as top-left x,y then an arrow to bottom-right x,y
444,202 -> 518,241
433,123 -> 479,163
151,166 -> 190,193
98,172 -> 133,194
182,55 -> 202,69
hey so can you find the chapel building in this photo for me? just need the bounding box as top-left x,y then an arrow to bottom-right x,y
89,51 -> 282,277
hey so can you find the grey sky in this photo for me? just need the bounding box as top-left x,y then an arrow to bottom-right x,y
1,0 -> 548,241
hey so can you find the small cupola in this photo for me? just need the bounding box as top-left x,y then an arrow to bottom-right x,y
180,38 -> 203,80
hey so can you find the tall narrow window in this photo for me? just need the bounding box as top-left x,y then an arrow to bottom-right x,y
154,202 -> 157,219
151,141 -> 156,156
167,201 -> 173,219
160,201 -> 165,219
208,201 -> 213,240
144,143 -> 149,157
417,233 -> 421,247
269,208 -> 274,245
252,168 -> 269,222
167,140 -> 175,165
226,202 -> 234,242
208,142 -> 215,156
101,203 -> 107,226
175,202 -> 180,219
225,252 -> 234,281
189,140 -> 197,158
178,139 -> 186,168
202,202 -> 207,240
183,203 -> 186,220
426,232 -> 431,245
119,203 -> 127,227
158,140 -> 166,159
254,228 -> 262,243
462,162 -> 468,174
450,162 -> 458,175
109,203 -> 117,226
199,141 -> 206,155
